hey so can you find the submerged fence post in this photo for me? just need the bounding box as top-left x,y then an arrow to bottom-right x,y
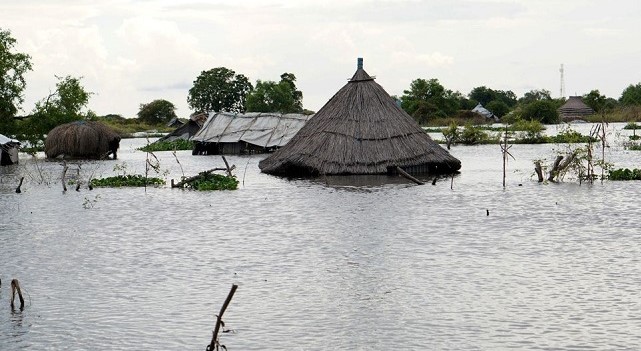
208,284 -> 238,351
10,279 -> 25,310
16,176 -> 24,193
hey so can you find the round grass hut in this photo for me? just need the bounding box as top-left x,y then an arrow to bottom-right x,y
45,121 -> 121,159
259,59 -> 461,176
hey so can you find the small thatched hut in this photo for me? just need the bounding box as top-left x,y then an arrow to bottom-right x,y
558,96 -> 594,121
45,121 -> 121,159
259,59 -> 461,176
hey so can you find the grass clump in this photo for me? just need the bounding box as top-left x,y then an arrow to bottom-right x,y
138,139 -> 194,152
90,174 -> 165,187
182,172 -> 239,191
608,168 -> 641,180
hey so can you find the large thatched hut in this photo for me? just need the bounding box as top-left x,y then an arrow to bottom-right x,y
558,96 -> 594,121
45,121 -> 121,159
259,59 -> 461,176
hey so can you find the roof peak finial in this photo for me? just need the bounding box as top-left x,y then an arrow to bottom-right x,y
357,57 -> 363,70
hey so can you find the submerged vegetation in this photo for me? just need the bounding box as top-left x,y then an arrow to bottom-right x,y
90,174 -> 165,187
138,139 -> 194,152
608,168 -> 641,181
178,172 -> 239,191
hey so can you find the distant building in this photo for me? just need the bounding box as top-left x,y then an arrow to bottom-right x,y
471,103 -> 498,122
558,96 -> 594,121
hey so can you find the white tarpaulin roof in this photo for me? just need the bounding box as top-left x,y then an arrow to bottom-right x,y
192,112 -> 313,148
0,133 -> 19,145
471,103 -> 495,119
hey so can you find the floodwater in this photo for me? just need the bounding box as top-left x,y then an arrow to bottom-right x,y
1,123 -> 640,350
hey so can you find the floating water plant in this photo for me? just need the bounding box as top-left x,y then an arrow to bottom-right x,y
90,174 -> 165,187
138,139 -> 193,152
608,168 -> 641,180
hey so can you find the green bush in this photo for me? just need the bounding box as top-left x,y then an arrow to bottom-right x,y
182,172 -> 239,191
90,174 -> 165,187
608,168 -> 641,180
138,139 -> 194,152
459,123 -> 493,145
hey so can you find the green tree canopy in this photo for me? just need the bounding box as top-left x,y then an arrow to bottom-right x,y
187,67 -> 253,113
0,28 -> 33,134
401,78 -> 460,124
137,99 -> 177,124
20,75 -> 92,143
519,89 -> 552,105
486,100 -> 510,118
521,100 -> 559,124
469,86 -> 495,106
583,89 -> 609,112
619,83 -> 641,106
246,73 -> 303,113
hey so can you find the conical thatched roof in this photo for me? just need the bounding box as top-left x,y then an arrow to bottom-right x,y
45,121 -> 121,159
558,96 -> 594,121
259,60 -> 461,176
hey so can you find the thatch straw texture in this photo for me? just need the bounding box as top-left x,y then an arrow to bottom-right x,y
558,96 -> 594,121
259,65 -> 461,176
45,121 -> 121,159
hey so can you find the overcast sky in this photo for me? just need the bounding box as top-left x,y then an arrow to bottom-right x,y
3,0 -> 641,118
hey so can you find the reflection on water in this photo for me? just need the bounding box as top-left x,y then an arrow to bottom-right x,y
2,123 -> 641,350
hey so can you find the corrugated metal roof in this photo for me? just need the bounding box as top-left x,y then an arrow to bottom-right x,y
192,112 -> 312,148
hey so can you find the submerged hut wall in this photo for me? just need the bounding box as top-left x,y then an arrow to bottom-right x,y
258,59 -> 461,176
44,121 -> 121,159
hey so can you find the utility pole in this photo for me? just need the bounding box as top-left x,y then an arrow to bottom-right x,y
559,64 -> 565,98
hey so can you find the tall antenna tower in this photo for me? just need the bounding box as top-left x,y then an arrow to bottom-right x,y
559,64 -> 565,98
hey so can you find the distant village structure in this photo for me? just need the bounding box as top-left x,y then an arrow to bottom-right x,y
259,58 -> 461,176
471,103 -> 498,122
558,96 -> 595,121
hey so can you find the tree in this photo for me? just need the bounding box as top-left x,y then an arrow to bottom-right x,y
137,99 -> 177,124
583,90 -> 608,112
519,89 -> 552,105
486,100 -> 510,118
19,75 -> 93,144
187,67 -> 253,113
401,78 -> 460,124
0,28 -> 33,134
246,73 -> 303,113
521,100 -> 559,124
469,86 -> 495,106
619,83 -> 641,106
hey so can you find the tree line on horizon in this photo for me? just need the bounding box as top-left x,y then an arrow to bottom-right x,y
3,26 -> 641,145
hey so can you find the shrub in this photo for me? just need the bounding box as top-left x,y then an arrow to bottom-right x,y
90,174 -> 165,187
608,168 -> 641,180
138,139 -> 194,152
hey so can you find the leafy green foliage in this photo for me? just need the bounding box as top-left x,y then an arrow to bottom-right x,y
608,168 -> 641,180
90,174 -> 165,187
187,67 -> 252,113
18,75 -> 92,146
521,100 -> 559,124
0,28 -> 33,135
486,100 -> 510,118
401,78 -> 460,124
137,99 -> 177,124
182,172 -> 239,191
619,83 -> 641,106
583,90 -> 609,112
138,139 -> 194,152
459,123 -> 494,145
547,129 -> 596,144
518,89 -> 552,105
469,86 -> 517,108
246,73 -> 303,113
